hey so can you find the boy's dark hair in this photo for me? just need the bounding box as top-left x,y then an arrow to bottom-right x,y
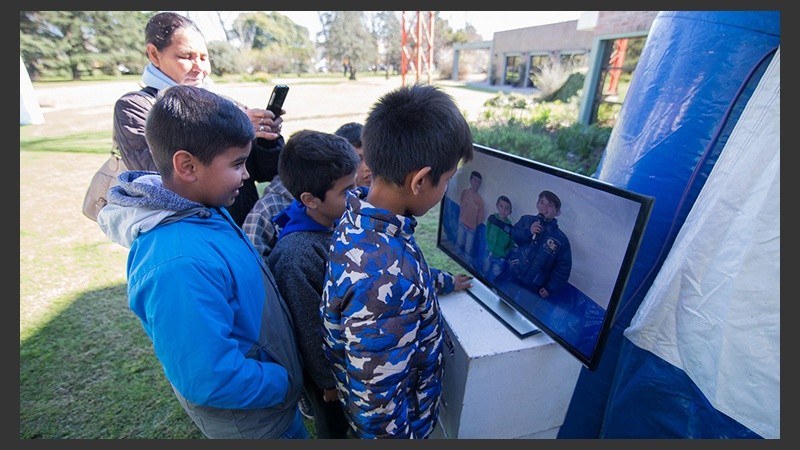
145,12 -> 204,51
362,84 -> 473,186
539,190 -> 562,210
470,171 -> 482,181
145,85 -> 254,178
278,129 -> 360,201
334,122 -> 363,148
497,195 -> 511,207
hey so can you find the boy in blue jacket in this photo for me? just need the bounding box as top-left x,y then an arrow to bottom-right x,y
267,129 -> 360,438
320,84 -> 474,439
508,190 -> 572,298
96,85 -> 307,439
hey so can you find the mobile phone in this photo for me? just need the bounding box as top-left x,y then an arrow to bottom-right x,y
267,84 -> 289,117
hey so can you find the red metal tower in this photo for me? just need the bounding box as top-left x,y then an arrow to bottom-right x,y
401,11 -> 435,86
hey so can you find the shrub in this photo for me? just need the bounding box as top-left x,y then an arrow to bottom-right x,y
208,41 -> 243,76
240,72 -> 272,83
469,91 -> 611,177
543,71 -> 586,103
532,58 -> 574,99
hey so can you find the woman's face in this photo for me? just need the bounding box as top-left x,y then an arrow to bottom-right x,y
148,27 -> 210,86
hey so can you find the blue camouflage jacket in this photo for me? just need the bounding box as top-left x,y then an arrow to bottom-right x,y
320,188 -> 456,439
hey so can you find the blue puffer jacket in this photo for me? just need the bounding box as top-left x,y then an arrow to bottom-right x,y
509,214 -> 572,295
97,171 -> 304,438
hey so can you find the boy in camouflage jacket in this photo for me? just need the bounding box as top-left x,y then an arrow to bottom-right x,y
320,85 -> 474,438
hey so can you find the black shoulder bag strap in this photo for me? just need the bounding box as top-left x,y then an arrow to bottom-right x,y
140,86 -> 158,99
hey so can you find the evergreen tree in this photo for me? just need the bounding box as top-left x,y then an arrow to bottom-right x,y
20,11 -> 150,80
321,11 -> 378,80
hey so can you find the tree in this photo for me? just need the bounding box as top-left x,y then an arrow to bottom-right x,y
431,13 -> 461,70
213,11 -> 236,43
207,41 -> 242,76
91,11 -> 153,75
20,11 -> 56,80
20,11 -> 150,80
230,12 -> 314,76
229,12 -> 311,50
371,11 -> 402,75
435,20 -> 487,80
321,11 -> 378,80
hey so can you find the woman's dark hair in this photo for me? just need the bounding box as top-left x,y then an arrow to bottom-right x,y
145,12 -> 204,51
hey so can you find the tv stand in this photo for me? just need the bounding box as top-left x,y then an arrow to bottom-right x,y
434,288 -> 582,439
465,278 -> 540,337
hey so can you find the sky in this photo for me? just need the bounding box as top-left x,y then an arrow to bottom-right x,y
185,11 -> 585,43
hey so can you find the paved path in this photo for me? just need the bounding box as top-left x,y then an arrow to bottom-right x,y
27,76 -> 501,139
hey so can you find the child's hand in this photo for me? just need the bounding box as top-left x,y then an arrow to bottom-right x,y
453,274 -> 473,292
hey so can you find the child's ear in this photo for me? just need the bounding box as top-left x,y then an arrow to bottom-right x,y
173,150 -> 197,182
299,192 -> 319,209
409,166 -> 432,195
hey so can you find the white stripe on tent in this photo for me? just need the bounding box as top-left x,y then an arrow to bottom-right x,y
624,47 -> 780,439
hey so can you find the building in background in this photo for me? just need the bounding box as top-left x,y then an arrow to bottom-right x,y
453,11 -> 659,125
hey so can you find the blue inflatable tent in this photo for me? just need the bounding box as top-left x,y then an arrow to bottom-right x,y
559,11 -> 780,438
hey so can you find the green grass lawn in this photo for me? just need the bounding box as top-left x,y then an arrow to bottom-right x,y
19,127 -> 209,437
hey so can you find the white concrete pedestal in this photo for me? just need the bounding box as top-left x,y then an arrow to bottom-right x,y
433,289 -> 582,439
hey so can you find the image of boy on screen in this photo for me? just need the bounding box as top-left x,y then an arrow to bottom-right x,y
482,195 -> 514,282
456,170 -> 485,262
507,190 -> 572,298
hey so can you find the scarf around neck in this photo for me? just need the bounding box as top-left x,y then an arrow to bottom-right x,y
141,63 -> 215,92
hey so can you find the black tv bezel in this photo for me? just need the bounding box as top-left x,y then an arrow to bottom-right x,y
436,144 -> 654,370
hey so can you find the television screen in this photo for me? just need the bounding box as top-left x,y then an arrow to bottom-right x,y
437,144 -> 654,369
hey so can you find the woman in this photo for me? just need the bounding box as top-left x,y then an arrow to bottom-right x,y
113,11 -> 284,226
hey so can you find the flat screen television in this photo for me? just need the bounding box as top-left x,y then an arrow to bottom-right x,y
437,144 -> 654,370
